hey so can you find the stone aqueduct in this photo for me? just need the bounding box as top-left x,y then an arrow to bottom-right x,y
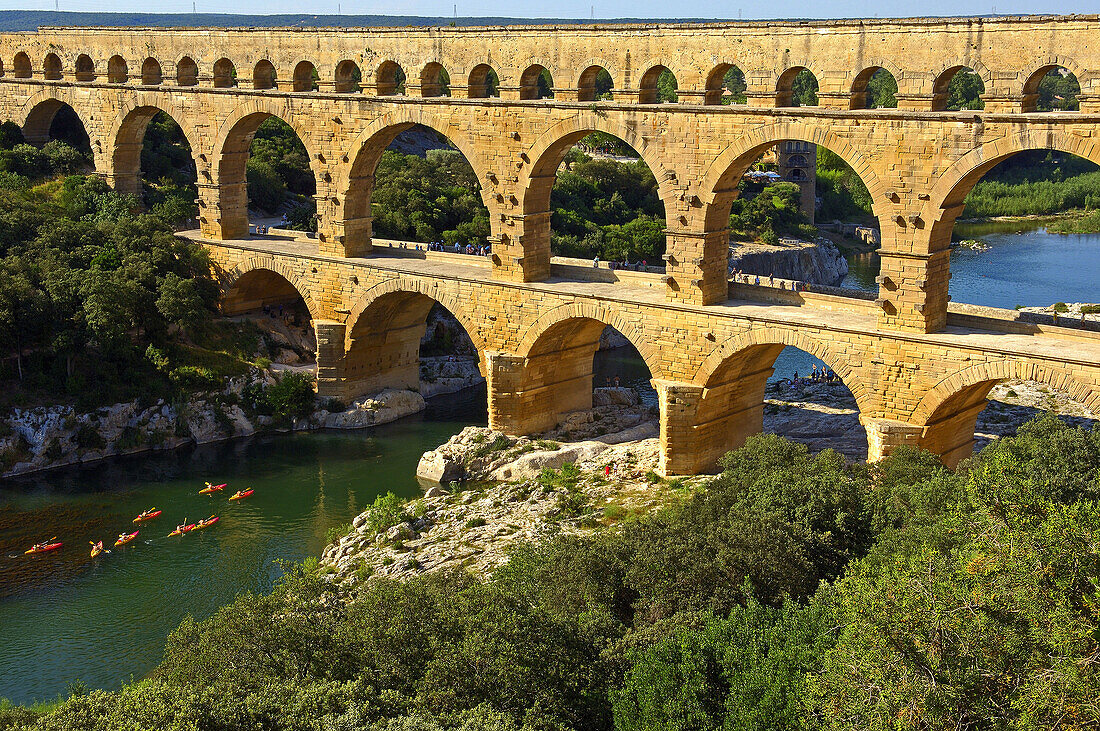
1,17 -> 1099,473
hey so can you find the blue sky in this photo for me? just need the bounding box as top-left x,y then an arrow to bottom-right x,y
0,0 -> 1092,20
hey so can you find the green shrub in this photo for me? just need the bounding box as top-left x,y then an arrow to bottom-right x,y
365,492 -> 406,535
1053,301 -> 1069,313
168,365 -> 220,391
74,423 -> 106,450
325,522 -> 352,544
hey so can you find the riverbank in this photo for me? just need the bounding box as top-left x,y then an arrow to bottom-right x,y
729,236 -> 849,286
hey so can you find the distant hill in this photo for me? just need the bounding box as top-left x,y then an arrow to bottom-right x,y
0,10 -> 732,31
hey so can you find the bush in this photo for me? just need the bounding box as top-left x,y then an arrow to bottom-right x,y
365,492 -> 406,535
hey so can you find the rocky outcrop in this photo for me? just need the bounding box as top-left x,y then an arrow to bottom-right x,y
315,390 -> 426,430
729,237 -> 848,286
418,356 -> 484,399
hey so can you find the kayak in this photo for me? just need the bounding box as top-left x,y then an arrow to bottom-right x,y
133,509 -> 162,523
192,516 -> 220,531
90,541 -> 105,558
25,541 -> 62,555
229,489 -> 255,501
199,483 -> 227,495
168,524 -> 196,537
114,531 -> 139,547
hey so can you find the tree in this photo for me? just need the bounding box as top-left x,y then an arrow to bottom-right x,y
866,68 -> 897,108
657,69 -> 678,103
791,69 -> 818,107
945,69 -> 985,110
721,67 -> 747,104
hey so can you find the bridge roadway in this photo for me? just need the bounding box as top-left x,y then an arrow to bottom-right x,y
190,231 -> 1100,475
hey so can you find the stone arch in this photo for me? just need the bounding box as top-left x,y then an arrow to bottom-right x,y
419,61 -> 449,97
334,108 -> 493,256
43,53 -> 62,80
210,99 -> 323,238
334,59 -> 361,93
467,63 -> 499,98
694,326 -> 872,413
374,60 -> 405,95
107,55 -> 128,83
140,57 -> 162,86
519,63 -> 553,99
911,359 -> 1099,467
850,63 -> 901,109
1021,59 -> 1083,112
12,52 -> 31,79
292,60 -> 317,92
930,62 -> 990,111
637,61 -> 678,104
705,62 -> 746,105
106,97 -> 200,197
18,90 -> 93,150
219,256 -> 320,322
576,61 -> 617,101
517,301 -> 662,378
340,276 -> 486,401
252,60 -> 276,90
213,57 -> 236,88
776,65 -> 819,107
74,54 -> 95,82
698,119 -> 888,231
176,56 -> 198,86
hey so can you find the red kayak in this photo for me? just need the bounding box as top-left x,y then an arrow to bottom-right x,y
199,483 -> 227,495
229,489 -> 254,501
114,531 -> 139,547
133,509 -> 162,523
192,516 -> 220,531
25,540 -> 62,555
168,524 -> 196,537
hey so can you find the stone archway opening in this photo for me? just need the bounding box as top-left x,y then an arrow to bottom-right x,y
43,53 -> 62,81
127,110 -> 198,226
13,52 -> 32,79
776,67 -> 818,107
539,131 -> 666,272
342,122 -> 489,256
177,57 -> 198,86
22,99 -> 92,157
518,316 -> 658,440
74,54 -> 95,83
932,66 -> 985,110
213,58 -> 237,88
107,55 -> 128,84
851,67 -> 898,109
1022,65 -> 1080,112
419,62 -> 450,97
292,61 -> 318,92
140,57 -> 162,86
334,60 -> 362,93
221,268 -> 317,375
639,65 -> 677,104
919,374 -> 1098,469
577,65 -> 613,101
467,64 -> 499,98
706,63 -> 746,105
375,61 -> 406,95
253,60 -> 277,90
343,291 -> 485,409
686,342 -> 867,473
218,113 -> 316,236
520,64 -> 554,99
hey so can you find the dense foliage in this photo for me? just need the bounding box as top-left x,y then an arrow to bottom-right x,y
6,416 -> 1097,730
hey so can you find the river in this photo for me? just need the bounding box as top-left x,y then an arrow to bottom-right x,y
3,224 -> 1098,706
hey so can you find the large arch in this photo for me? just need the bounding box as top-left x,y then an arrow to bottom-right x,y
699,120 -> 888,232
19,92 -> 92,149
335,109 -> 493,257
513,302 -> 663,434
107,99 -> 200,198
681,326 -> 872,473
341,277 -> 486,401
211,101 -> 322,240
516,111 -> 678,278
219,257 -> 320,322
912,360 -> 1099,467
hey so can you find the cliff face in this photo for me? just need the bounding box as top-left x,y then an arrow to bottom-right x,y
729,238 -> 849,286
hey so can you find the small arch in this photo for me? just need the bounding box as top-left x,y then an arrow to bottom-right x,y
292,61 -> 318,92
850,66 -> 898,109
1022,64 -> 1081,112
375,60 -> 405,95
776,67 -> 817,107
107,55 -> 128,84
252,60 -> 276,90
74,54 -> 95,82
520,64 -> 554,100
13,52 -> 32,79
706,63 -> 746,105
334,60 -> 361,93
932,66 -> 985,111
467,63 -> 499,98
577,65 -> 614,101
43,53 -> 62,81
141,57 -> 162,86
212,58 -> 236,88
639,64 -> 677,104
419,61 -> 450,97
176,56 -> 198,86
0,58 -> 5,78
